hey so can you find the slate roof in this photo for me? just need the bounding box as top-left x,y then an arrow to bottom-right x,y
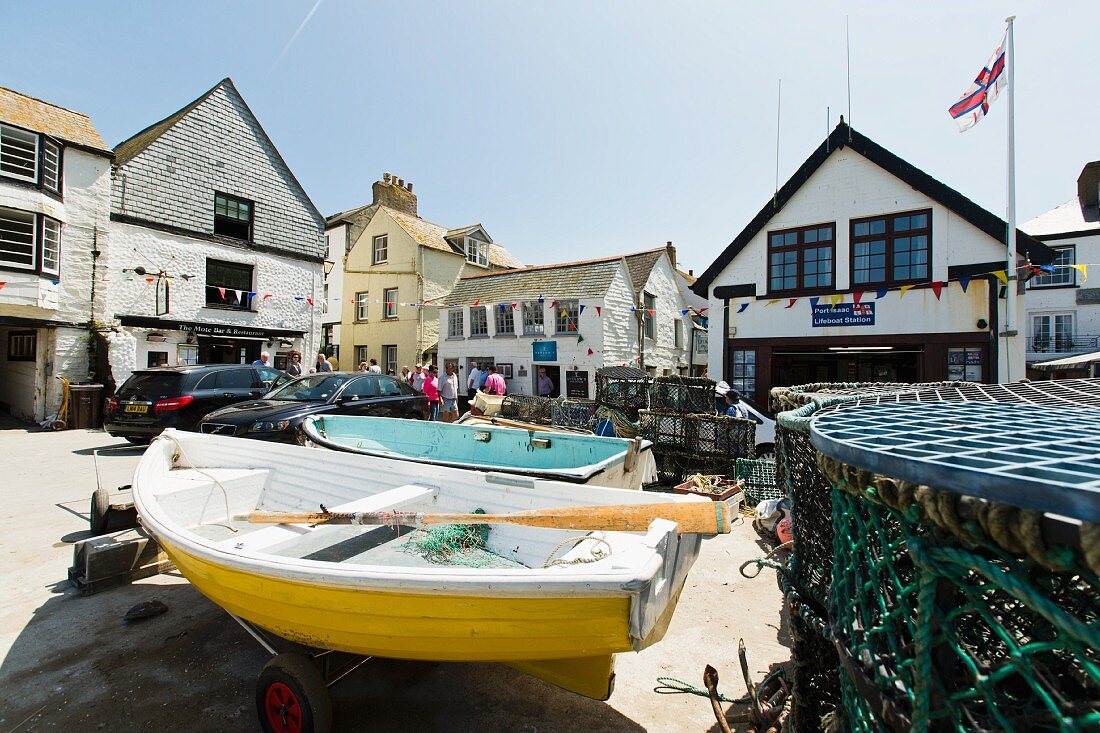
441,247 -> 668,305
692,122 -> 1054,295
1023,198 -> 1100,238
0,86 -> 110,154
382,206 -> 525,269
326,203 -> 374,228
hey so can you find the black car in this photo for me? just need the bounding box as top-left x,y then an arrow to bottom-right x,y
104,364 -> 290,443
198,372 -> 428,443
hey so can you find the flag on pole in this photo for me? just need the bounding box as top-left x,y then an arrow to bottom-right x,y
948,33 -> 1008,131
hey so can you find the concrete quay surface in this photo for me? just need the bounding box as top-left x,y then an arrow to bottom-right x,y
0,421 -> 790,732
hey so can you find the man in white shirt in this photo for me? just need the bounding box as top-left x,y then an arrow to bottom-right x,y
368,358 -> 382,374
411,364 -> 427,393
466,362 -> 481,401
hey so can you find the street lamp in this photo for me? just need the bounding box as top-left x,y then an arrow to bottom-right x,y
323,260 -> 335,279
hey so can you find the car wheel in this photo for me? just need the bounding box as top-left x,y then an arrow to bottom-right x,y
756,443 -> 776,461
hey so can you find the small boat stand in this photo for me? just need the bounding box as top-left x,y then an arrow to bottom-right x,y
229,612 -> 372,733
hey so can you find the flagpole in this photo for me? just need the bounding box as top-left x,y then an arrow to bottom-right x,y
1004,15 -> 1017,364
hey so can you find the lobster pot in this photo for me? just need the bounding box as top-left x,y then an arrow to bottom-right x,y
499,395 -> 552,424
769,381 -> 968,414
550,399 -> 597,429
812,399 -> 1100,733
734,457 -> 781,505
688,414 -> 755,459
595,367 -> 650,419
637,410 -> 692,449
649,376 -> 715,413
655,453 -> 738,487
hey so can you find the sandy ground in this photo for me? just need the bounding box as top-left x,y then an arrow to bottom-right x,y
0,420 -> 789,732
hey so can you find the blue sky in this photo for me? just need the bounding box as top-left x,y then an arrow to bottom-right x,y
6,1 -> 1096,273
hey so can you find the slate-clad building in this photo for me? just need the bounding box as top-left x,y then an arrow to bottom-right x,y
105,78 -> 325,385
692,122 -> 1053,404
0,87 -> 113,422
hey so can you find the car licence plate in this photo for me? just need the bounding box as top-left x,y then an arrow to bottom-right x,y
125,404 -> 149,414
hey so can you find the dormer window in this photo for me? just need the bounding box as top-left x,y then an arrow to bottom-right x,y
465,237 -> 489,267
0,123 -> 62,194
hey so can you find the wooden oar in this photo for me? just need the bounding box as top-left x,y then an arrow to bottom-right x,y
234,500 -> 732,535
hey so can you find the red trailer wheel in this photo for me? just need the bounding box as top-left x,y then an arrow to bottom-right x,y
256,653 -> 332,733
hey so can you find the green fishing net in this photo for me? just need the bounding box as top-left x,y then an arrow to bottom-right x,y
402,509 -> 527,569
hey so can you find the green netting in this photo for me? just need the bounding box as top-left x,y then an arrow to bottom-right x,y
402,511 -> 525,569
736,457 -> 783,504
823,458 -> 1100,733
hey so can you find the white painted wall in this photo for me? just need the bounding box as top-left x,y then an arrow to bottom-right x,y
1023,232 -> 1100,362
322,223 -> 347,356
105,220 -> 321,385
705,149 -> 1023,382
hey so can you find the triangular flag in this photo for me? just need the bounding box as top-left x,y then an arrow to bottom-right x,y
237,289 -> 246,303
217,287 -> 226,299
472,299 -> 480,307
587,348 -> 593,356
579,304 -> 585,314
537,294 -> 544,303
293,296 -> 304,301
809,297 -> 820,307
561,308 -> 568,317
51,278 -> 61,285
1040,264 -> 1056,274
264,293 -> 273,300
992,270 -> 1008,284
899,285 -> 915,297
498,303 -> 506,312
766,299 -> 780,306
630,306 -> 637,313
680,309 -> 689,316
875,289 -> 889,299
577,334 -> 585,343
595,306 -> 601,316
306,297 -> 314,306
0,282 -> 6,290
958,275 -> 972,292
249,291 -> 257,298
550,300 -> 558,308
930,282 -> 944,300
1073,264 -> 1088,284
146,277 -> 155,283
853,291 -> 864,304
785,299 -> 797,309
737,302 -> 749,313
829,294 -> 842,307
512,302 -> 519,310
647,309 -> 655,316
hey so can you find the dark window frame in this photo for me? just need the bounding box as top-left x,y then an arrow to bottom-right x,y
213,192 -> 254,241
766,222 -> 836,295
0,122 -> 64,199
850,209 -> 932,288
1028,245 -> 1076,289
643,292 -> 656,339
383,344 -> 397,375
7,330 -> 36,361
0,206 -> 62,279
205,258 -> 254,311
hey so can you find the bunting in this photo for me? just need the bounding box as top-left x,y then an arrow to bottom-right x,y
579,304 -> 586,314
930,282 -> 944,300
899,285 -> 916,297
736,302 -> 749,314
766,299 -> 780,306
472,299 -> 480,307
875,289 -> 889,299
146,277 -> 155,283
809,297 -> 820,308
577,334 -> 585,343
680,309 -> 689,316
306,297 -> 314,306
853,291 -> 864,304
587,348 -> 593,356
992,270 -> 1008,284
217,287 -> 226,299
0,282 -> 6,290
537,294 -> 544,303
829,294 -> 843,307
958,275 -> 972,292
595,306 -> 601,316
785,299 -> 797,309
1073,264 -> 1088,284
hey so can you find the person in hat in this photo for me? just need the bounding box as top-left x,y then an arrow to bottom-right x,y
715,381 -> 747,419
411,364 -> 426,393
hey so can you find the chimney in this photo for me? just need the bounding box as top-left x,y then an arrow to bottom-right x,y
665,241 -> 676,268
1077,161 -> 1100,208
406,182 -> 413,193
371,172 -> 418,216
688,269 -> 694,277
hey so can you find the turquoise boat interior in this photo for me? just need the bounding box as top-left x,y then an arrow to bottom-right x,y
303,415 -> 641,481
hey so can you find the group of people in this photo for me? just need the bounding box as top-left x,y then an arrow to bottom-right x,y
463,362 -> 506,401
252,351 -> 335,377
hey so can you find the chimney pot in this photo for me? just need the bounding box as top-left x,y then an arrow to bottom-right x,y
397,178 -> 404,188
689,269 -> 694,276
406,182 -> 413,192
383,172 -> 391,183
667,241 -> 672,246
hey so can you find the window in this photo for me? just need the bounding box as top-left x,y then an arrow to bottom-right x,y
470,306 -> 488,336
383,288 -> 398,319
7,330 -> 36,361
379,375 -> 406,396
322,283 -> 329,315
1029,247 -> 1075,288
355,345 -> 368,365
768,223 -> 835,292
674,319 -> 683,349
0,208 -> 36,270
643,292 -> 655,339
730,349 -> 756,397
177,344 -> 199,366
465,237 -> 489,266
206,259 -> 253,309
342,376 -> 379,399
356,291 -> 369,321
448,309 -> 465,338
213,193 -> 253,240
372,235 -> 388,264
1031,313 -> 1076,353
384,345 -> 397,375
41,217 -> 60,276
0,123 -> 37,182
696,337 -> 708,355
495,304 -> 515,335
146,351 -> 169,367
218,369 -> 255,389
851,211 -> 930,286
41,140 -> 60,192
522,301 -> 544,335
555,300 -> 579,333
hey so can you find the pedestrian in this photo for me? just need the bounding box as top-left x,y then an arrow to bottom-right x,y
478,363 -> 490,391
439,362 -> 460,422
315,352 -> 333,373
482,364 -> 506,396
715,381 -> 746,419
285,351 -> 303,377
253,351 -> 271,367
368,358 -> 382,374
357,361 -> 369,372
466,361 -> 481,401
422,364 -> 442,421
536,366 -> 554,397
411,364 -> 426,393
401,366 -> 411,383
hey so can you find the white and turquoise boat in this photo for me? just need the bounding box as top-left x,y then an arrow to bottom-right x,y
301,415 -> 657,489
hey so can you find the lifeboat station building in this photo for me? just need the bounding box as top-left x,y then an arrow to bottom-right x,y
692,123 -> 1053,406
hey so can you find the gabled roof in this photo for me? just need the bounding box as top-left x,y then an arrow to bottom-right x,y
381,206 -> 524,269
112,78 -> 323,226
0,86 -> 110,154
1023,197 -> 1100,238
692,123 -> 1053,295
326,203 -> 374,228
442,246 -> 669,306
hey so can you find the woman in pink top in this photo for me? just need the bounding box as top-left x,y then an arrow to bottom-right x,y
482,365 -> 506,396
422,364 -> 442,420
